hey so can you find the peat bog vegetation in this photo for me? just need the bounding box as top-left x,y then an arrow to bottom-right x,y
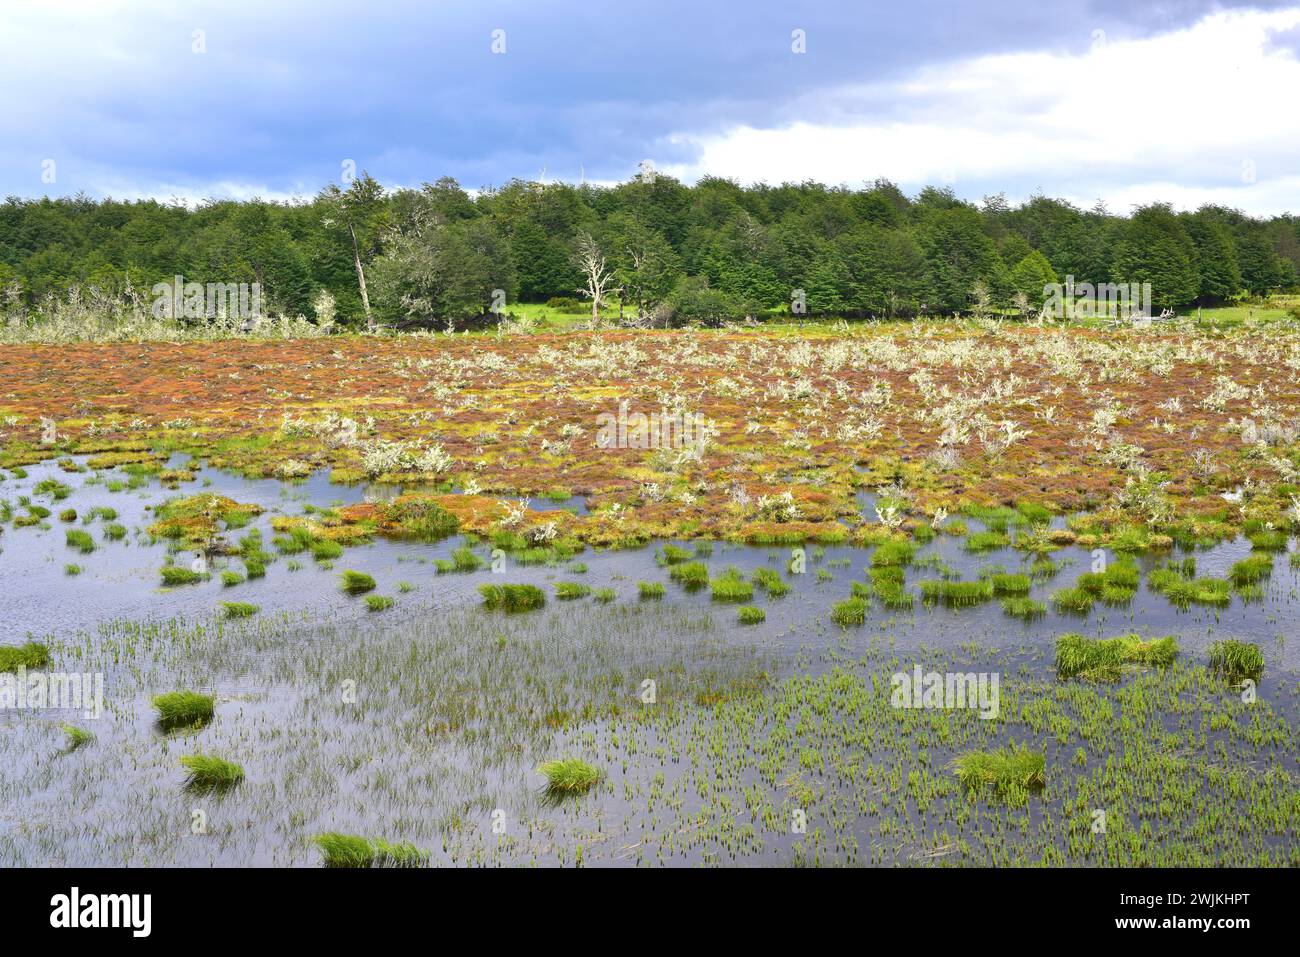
2,319 -> 1300,867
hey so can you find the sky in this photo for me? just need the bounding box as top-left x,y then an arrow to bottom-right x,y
1,0 -> 1298,215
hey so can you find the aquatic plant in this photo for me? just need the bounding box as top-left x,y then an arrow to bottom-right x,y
180,754 -> 245,792
637,581 -> 665,599
538,758 -> 601,795
1055,633 -> 1178,681
62,724 -> 94,750
341,570 -> 376,594
220,601 -> 259,618
953,744 -> 1045,804
668,560 -> 709,587
1207,639 -> 1264,680
830,596 -> 868,626
0,641 -> 49,673
737,606 -> 765,624
919,579 -> 994,607
365,595 -> 394,611
478,583 -> 546,611
709,568 -> 753,602
151,690 -> 215,730
65,529 -> 95,554
312,833 -> 428,868
554,581 -> 591,600
160,564 -> 206,586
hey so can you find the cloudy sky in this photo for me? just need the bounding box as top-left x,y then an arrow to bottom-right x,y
2,0 -> 1298,215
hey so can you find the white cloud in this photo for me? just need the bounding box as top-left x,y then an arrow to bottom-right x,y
663,8 -> 1300,216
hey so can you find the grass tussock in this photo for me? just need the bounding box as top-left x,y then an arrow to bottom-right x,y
340,569 -> 376,594
180,754 -> 245,792
1207,639 -> 1265,681
538,757 -> 602,797
478,583 -> 545,611
151,690 -> 215,730
0,641 -> 50,673
953,743 -> 1045,804
1055,632 -> 1178,681
312,832 -> 428,868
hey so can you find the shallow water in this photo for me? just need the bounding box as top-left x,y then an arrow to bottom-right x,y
2,457 -> 1298,866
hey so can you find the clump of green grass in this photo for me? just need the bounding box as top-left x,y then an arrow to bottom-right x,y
341,570 -> 376,594
0,641 -> 49,673
657,544 -> 694,565
365,595 -> 394,611
952,743 -> 1045,804
710,568 -> 753,602
220,601 -> 259,619
538,758 -> 601,796
1051,586 -> 1095,615
751,566 -> 790,597
312,833 -> 428,868
59,508 -> 77,522
65,529 -> 96,554
64,563 -> 82,575
160,564 -> 207,586
62,724 -> 94,750
102,522 -> 128,541
152,690 -> 215,730
478,583 -> 545,611
919,579 -> 994,607
244,556 -> 266,578
1161,577 -> 1232,608
1207,639 -> 1265,680
737,605 -> 765,625
180,754 -> 245,792
311,539 -> 343,561
870,540 -> 915,567
964,530 -> 1010,553
1055,632 -> 1178,681
637,581 -> 665,599
669,560 -> 710,588
221,570 -> 245,587
1248,529 -> 1289,552
554,581 -> 591,599
1229,555 -> 1273,587
830,596 -> 868,626
1000,596 -> 1046,619
988,573 -> 1031,596
593,587 -> 616,602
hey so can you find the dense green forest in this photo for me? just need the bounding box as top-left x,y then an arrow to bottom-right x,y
2,173 -> 1297,327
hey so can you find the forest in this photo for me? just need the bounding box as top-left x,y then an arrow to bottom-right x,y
3,173 -> 1297,328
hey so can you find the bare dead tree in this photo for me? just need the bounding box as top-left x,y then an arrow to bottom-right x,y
574,232 -> 615,323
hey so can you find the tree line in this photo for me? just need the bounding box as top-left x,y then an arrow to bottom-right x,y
2,172 -> 1297,327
